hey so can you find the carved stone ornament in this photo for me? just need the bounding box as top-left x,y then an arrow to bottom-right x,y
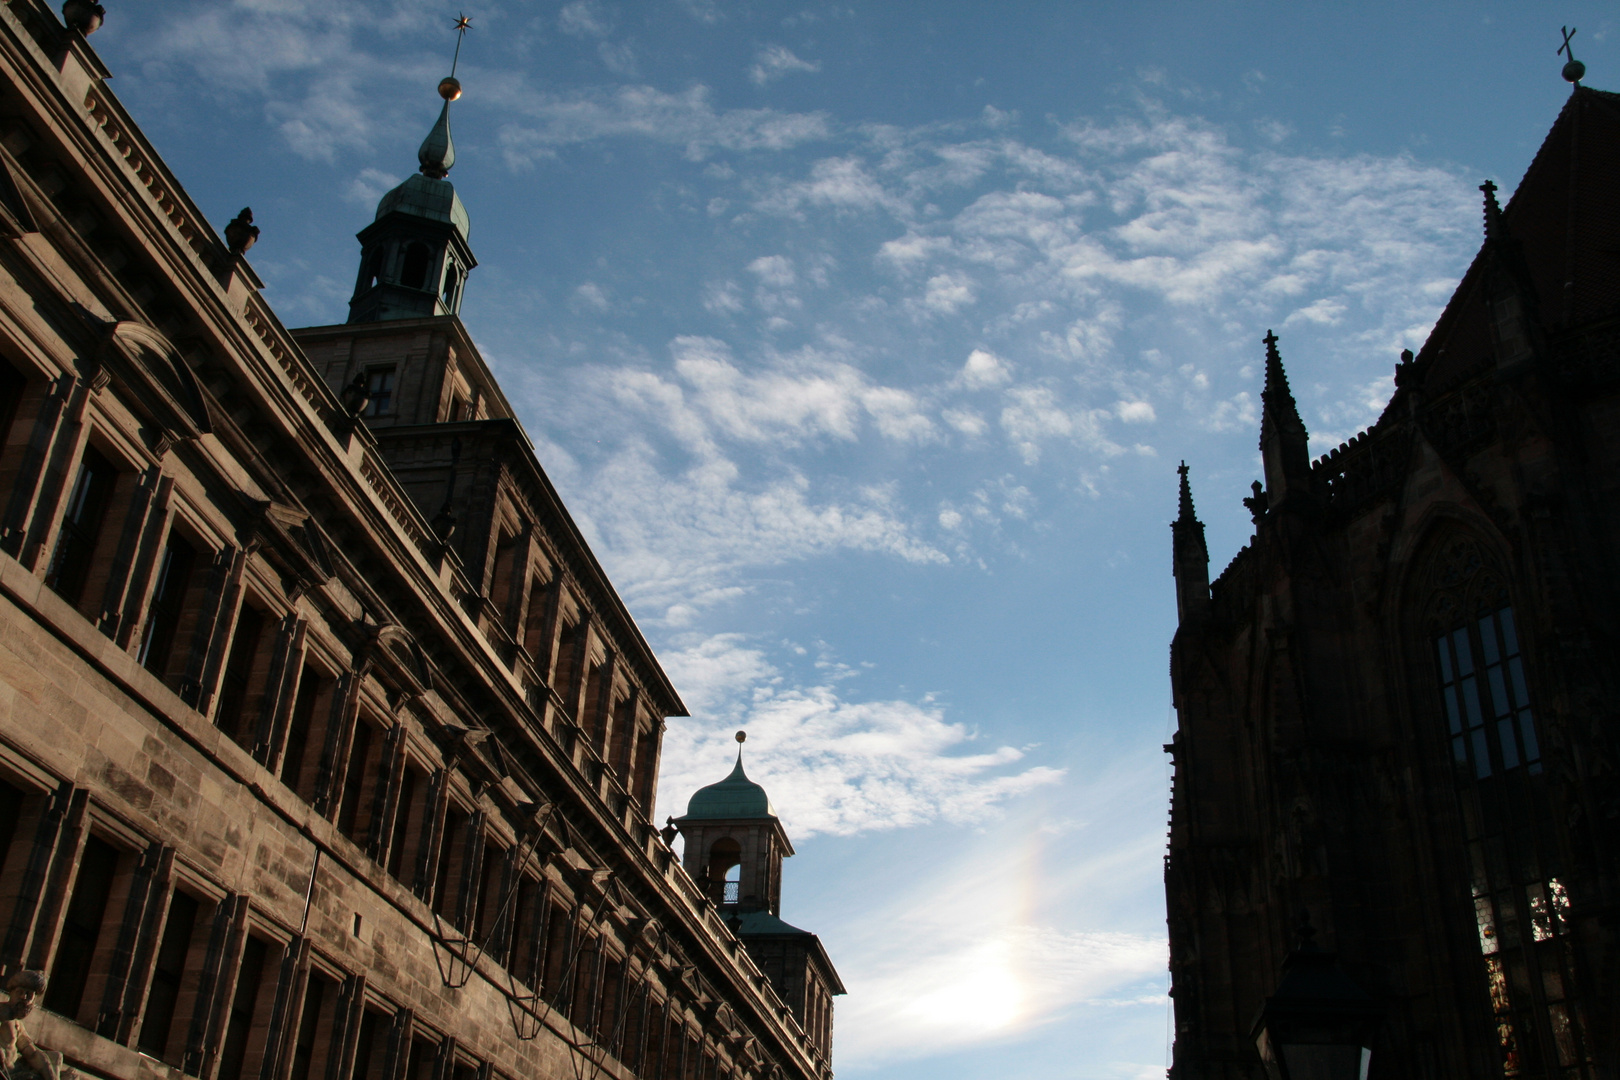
94,321 -> 211,444
1417,533 -> 1508,634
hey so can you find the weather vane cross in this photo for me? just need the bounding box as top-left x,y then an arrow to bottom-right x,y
1559,26 -> 1585,85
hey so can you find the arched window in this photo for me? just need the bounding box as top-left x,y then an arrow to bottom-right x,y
441,266 -> 458,307
401,243 -> 431,290
707,838 -> 741,906
362,247 -> 383,290
1416,533 -> 1588,1076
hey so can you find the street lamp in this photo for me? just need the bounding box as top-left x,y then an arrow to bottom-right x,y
1251,922 -> 1384,1080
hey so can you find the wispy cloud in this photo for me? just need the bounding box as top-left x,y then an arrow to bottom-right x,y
749,44 -> 821,86
558,0 -> 614,38
657,635 -> 1062,838
500,85 -> 833,164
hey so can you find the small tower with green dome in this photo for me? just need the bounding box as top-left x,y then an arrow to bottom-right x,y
673,733 -> 844,1056
347,41 -> 477,323
675,730 -> 793,915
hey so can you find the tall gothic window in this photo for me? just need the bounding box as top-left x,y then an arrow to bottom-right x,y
1421,536 -> 1590,1078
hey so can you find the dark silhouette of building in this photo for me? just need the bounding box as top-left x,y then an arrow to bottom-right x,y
0,3 -> 835,1079
1166,81 -> 1620,1078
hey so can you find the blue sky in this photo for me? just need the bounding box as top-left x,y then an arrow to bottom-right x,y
95,4 -> 1615,1076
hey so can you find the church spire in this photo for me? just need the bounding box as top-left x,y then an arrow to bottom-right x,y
419,15 -> 470,180
1258,330 -> 1313,509
346,15 -> 478,324
1172,462 -> 1209,626
418,100 -> 456,179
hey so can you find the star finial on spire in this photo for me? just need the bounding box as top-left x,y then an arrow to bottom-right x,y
1176,461 -> 1198,524
1559,26 -> 1585,85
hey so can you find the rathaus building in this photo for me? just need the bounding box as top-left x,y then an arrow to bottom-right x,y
1166,76 -> 1620,1078
0,3 -> 838,1080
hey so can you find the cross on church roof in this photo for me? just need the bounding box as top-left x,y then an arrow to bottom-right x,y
1559,26 -> 1585,85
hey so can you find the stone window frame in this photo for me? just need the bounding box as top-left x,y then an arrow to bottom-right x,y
38,414 -> 151,625
128,858 -> 230,1066
1407,528 -> 1593,1078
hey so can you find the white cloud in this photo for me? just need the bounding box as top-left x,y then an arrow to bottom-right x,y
500,85 -> 832,165
345,167 -> 399,206
747,254 -> 797,288
657,636 -> 1062,838
609,337 -> 936,455
558,0 -> 613,37
955,348 -> 1013,390
756,156 -> 909,217
942,408 -> 988,436
1115,400 -> 1156,423
748,44 -> 821,87
572,282 -> 611,312
564,437 -> 946,614
921,271 -> 976,315
702,280 -> 745,314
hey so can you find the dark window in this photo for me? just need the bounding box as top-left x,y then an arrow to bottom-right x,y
137,890 -> 200,1058
401,243 -> 430,290
387,762 -> 426,885
351,1008 -> 390,1080
0,778 -> 24,879
364,368 -> 396,417
139,533 -> 198,678
44,835 -> 119,1018
404,1037 -> 438,1080
1434,601 -> 1590,1075
280,666 -> 333,800
474,839 -> 503,943
441,267 -> 458,307
217,934 -> 270,1080
0,357 -> 24,450
288,971 -> 334,1080
337,717 -> 382,843
215,603 -> 267,746
46,447 -> 116,607
433,807 -> 469,921
510,875 -> 539,984
363,248 -> 383,290
1436,605 -> 1540,779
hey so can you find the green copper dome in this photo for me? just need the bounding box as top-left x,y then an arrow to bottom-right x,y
375,174 -> 470,239
680,755 -> 776,820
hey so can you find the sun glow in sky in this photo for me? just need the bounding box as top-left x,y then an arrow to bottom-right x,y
93,3 -> 1616,1076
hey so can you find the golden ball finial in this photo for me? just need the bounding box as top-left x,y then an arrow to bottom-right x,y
438,77 -> 462,101
735,730 -> 747,744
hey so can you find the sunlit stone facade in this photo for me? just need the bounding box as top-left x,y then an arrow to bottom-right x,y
0,3 -> 835,1080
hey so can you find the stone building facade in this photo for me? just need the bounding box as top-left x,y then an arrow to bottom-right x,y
0,4 -> 835,1080
1165,84 -> 1620,1078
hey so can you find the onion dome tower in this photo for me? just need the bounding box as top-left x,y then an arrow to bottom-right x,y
676,731 -> 791,914
673,733 -> 844,1056
348,30 -> 477,324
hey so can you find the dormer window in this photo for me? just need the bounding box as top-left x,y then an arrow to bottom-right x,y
365,367 -> 396,417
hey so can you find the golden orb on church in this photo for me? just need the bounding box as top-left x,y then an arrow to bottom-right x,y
438,77 -> 462,101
